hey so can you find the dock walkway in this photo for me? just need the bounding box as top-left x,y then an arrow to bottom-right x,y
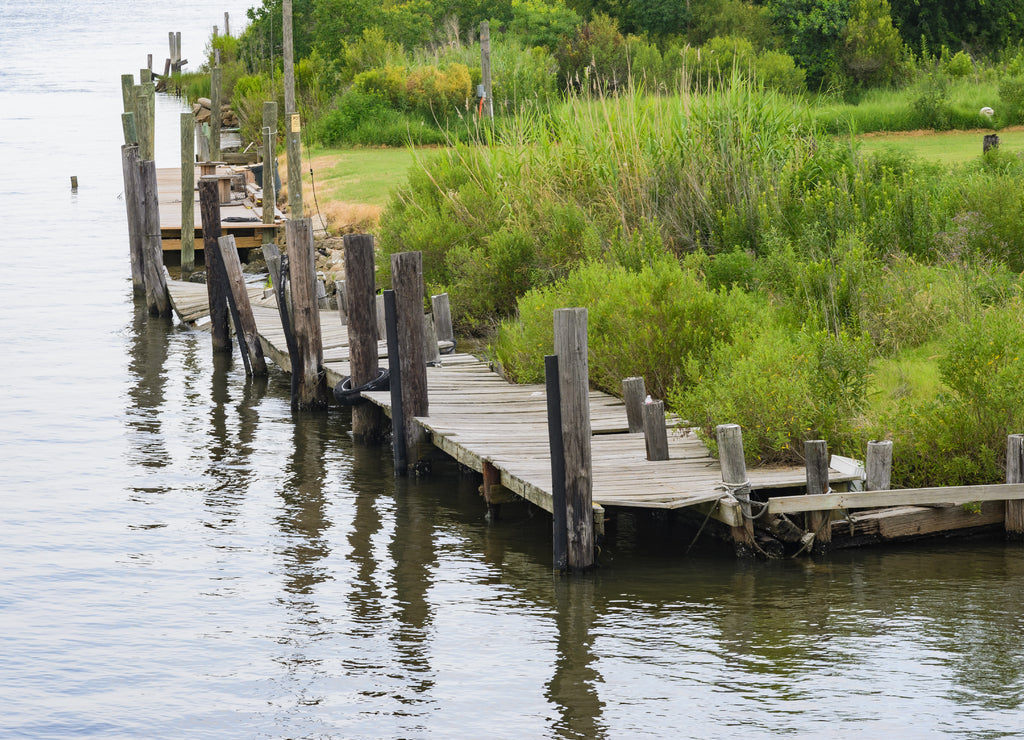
166,280 -> 857,526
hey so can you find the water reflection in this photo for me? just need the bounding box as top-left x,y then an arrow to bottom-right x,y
548,576 -> 606,739
124,302 -> 171,478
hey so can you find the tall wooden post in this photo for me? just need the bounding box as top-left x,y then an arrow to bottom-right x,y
805,439 -> 831,552
282,0 -> 303,216
174,32 -> 182,70
546,355 -> 569,571
866,439 -> 893,491
137,159 -> 170,316
135,81 -> 155,161
286,218 -> 329,410
391,252 -> 429,466
224,11 -> 230,37
199,176 -> 231,351
120,144 -> 145,296
384,290 -> 407,473
716,423 -> 755,554
345,234 -> 385,441
622,376 -> 646,433
479,22 -> 494,120
554,308 -> 594,570
180,112 -> 196,276
216,234 -> 268,376
121,112 -> 138,146
262,100 -> 278,243
210,64 -> 222,164
1006,434 -> 1024,540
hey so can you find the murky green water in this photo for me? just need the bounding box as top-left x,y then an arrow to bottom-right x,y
1,2 -> 1023,737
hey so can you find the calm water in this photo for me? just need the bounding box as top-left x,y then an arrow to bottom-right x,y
2,3 -> 1024,738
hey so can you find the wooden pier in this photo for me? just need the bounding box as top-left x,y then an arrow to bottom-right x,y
158,165 -> 282,253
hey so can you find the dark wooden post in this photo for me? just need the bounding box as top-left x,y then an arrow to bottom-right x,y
120,144 -> 145,297
716,423 -> 755,554
554,308 -> 594,570
391,251 -> 429,466
286,218 -> 329,410
1006,434 -> 1024,540
180,111 -> 196,276
283,0 -> 303,216
344,234 -> 385,441
224,11 -> 230,37
431,293 -> 454,348
137,159 -> 170,316
216,234 -> 268,376
210,64 -> 222,164
479,22 -> 494,120
383,289 -> 407,473
866,439 -> 893,491
805,439 -> 831,552
643,399 -> 669,461
199,176 -> 231,351
546,355 -> 569,571
984,134 -> 1000,153
622,376 -> 646,433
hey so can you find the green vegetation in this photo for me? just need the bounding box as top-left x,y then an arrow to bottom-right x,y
376,80 -> 1024,488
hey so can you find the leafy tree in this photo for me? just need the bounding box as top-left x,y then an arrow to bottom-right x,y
767,0 -> 851,89
890,0 -> 1024,56
842,0 -> 903,87
508,0 -> 582,50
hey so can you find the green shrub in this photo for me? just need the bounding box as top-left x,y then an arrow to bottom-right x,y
672,326 -> 872,465
998,75 -> 1024,124
943,50 -> 974,78
491,256 -> 762,399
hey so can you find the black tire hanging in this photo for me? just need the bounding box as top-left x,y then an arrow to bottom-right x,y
333,367 -> 390,405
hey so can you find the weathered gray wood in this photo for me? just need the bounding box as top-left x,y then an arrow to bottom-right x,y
424,314 -> 441,365
261,118 -> 277,244
174,32 -> 182,70
866,439 -> 893,491
345,234 -> 385,439
335,280 -> 347,326
120,145 -> 145,297
146,55 -> 152,72
622,376 -> 646,433
642,400 -> 669,461
137,159 -> 170,316
769,482 -> 1024,515
199,176 -> 231,351
180,112 -> 196,276
1006,435 -> 1024,539
716,423 -> 755,552
375,293 -> 386,340
554,308 -> 594,570
282,0 -> 302,216
223,11 -> 230,37
391,252 -> 429,463
210,65 -> 222,164
120,73 -> 134,112
805,439 -> 831,551
479,21 -> 493,120
262,243 -> 282,292
431,293 -> 454,346
217,234 -> 268,376
287,218 -> 329,410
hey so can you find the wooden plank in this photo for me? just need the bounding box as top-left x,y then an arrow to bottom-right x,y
768,483 -> 1024,515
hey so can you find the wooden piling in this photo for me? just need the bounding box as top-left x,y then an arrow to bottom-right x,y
1006,434 -> 1024,540
642,399 -> 669,461
805,440 -> 831,552
554,308 -> 594,570
147,54 -> 152,72
335,280 -> 347,326
174,32 -> 182,70
479,22 -> 494,120
431,293 -> 454,348
224,11 -> 230,37
622,376 -> 646,433
216,234 -> 268,376
424,314 -> 441,365
120,73 -> 134,112
180,112 -> 196,276
121,112 -> 137,146
137,159 -> 170,316
210,65 -> 222,164
391,252 -> 429,465
286,218 -> 329,410
283,0 -> 303,216
120,144 -> 145,296
199,176 -> 231,351
136,80 -> 155,161
716,424 -> 755,554
344,234 -> 385,441
383,289 -> 407,473
375,294 -> 386,340
261,124 -> 276,244
70,175 -> 78,191
866,440 -> 893,491
545,355 -> 569,571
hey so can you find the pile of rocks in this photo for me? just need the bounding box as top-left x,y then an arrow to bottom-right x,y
315,236 -> 347,286
192,98 -> 239,127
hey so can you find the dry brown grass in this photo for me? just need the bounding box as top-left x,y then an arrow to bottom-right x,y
277,152 -> 388,233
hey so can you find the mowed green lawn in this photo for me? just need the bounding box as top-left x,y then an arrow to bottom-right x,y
857,127 -> 1024,165
308,145 -> 423,206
